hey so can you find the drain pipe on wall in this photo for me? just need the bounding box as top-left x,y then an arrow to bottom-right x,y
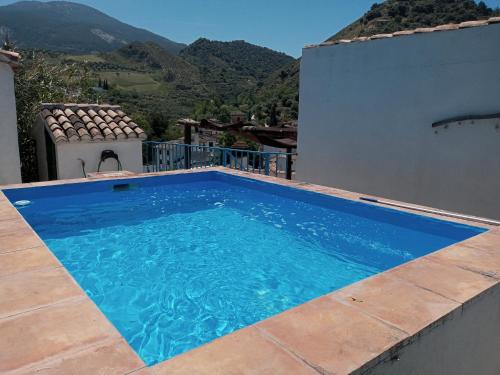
359,197 -> 500,226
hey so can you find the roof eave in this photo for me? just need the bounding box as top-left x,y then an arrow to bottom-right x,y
0,50 -> 21,70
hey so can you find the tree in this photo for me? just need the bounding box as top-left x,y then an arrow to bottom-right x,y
193,98 -> 233,123
148,112 -> 171,140
2,33 -> 13,51
268,103 -> 278,126
14,51 -> 92,181
477,1 -> 490,15
218,132 -> 236,148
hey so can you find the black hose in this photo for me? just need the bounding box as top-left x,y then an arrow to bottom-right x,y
78,158 -> 87,178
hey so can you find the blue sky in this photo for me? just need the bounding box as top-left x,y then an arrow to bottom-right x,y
1,0 -> 500,57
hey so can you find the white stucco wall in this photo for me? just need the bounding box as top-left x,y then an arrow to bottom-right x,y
0,62 -> 22,185
297,24 -> 500,220
32,116 -> 49,181
55,140 -> 143,180
360,283 -> 500,375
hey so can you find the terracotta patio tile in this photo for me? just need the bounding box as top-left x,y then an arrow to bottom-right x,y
14,338 -> 145,375
427,243 -> 500,280
0,298 -> 120,373
150,327 -> 318,375
257,296 -> 407,374
388,258 -> 497,303
0,246 -> 61,278
0,218 -> 28,235
129,368 -> 154,375
488,227 -> 500,236
0,203 -> 20,221
0,267 -> 84,318
0,228 -> 44,253
457,230 -> 500,253
331,273 -> 460,335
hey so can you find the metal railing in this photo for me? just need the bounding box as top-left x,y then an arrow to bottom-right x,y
143,142 -> 296,179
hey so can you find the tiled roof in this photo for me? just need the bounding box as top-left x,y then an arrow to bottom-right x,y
305,16 -> 500,49
0,49 -> 20,67
39,103 -> 147,143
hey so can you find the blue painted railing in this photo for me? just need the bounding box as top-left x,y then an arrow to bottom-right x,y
142,142 -> 296,179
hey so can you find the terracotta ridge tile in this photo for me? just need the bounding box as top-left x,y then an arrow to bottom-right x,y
304,17 -> 495,48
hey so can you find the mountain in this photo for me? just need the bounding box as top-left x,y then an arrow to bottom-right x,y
110,42 -> 200,83
328,0 -> 499,42
45,39 -> 295,127
0,1 -> 185,54
180,38 -> 295,101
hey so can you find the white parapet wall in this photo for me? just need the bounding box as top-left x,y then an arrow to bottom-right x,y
0,62 -> 22,185
297,23 -> 500,220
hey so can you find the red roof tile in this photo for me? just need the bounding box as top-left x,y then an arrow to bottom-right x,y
39,104 -> 147,143
0,49 -> 20,68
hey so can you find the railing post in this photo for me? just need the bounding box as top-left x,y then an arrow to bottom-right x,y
264,154 -> 270,176
155,145 -> 160,172
286,147 -> 293,180
184,124 -> 192,169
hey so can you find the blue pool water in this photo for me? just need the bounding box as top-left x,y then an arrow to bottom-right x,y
4,172 -> 484,365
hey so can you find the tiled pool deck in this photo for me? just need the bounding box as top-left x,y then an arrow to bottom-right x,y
0,167 -> 499,374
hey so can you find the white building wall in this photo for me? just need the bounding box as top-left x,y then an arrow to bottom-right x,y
297,24 -> 500,220
362,284 -> 500,375
55,140 -> 143,180
0,62 -> 22,185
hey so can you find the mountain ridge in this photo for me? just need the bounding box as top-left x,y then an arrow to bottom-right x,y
0,0 -> 185,54
328,0 -> 499,42
180,38 -> 295,101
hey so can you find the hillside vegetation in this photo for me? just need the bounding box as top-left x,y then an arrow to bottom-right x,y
180,38 -> 294,101
0,1 -> 184,54
329,0 -> 499,41
30,38 -> 296,139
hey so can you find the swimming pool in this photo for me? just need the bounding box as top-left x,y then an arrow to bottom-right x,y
4,171 -> 485,366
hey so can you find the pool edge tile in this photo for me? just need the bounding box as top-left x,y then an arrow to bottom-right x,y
10,337 -> 145,375
387,257 -> 498,304
256,295 -> 408,375
0,298 -> 124,373
149,326 -> 319,375
0,245 -> 61,278
0,267 -> 84,319
426,242 -> 500,280
330,273 -> 461,336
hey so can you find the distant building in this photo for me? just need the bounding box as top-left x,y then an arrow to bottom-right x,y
297,18 -> 500,220
193,127 -> 221,147
0,49 -> 22,185
32,103 -> 147,180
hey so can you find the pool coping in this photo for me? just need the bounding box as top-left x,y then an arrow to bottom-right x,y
0,167 -> 498,375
